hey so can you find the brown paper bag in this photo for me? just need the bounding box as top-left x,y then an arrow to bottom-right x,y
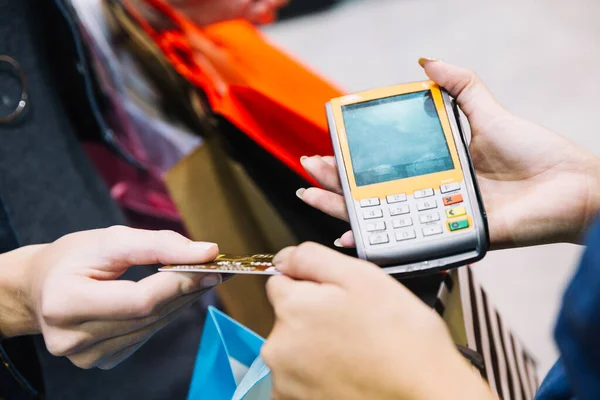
164,137 -> 297,337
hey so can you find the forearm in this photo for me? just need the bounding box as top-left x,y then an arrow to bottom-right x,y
0,245 -> 42,338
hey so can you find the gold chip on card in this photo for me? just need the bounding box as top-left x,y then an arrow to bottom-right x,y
159,254 -> 280,275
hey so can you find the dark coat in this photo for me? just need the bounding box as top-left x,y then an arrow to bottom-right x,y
0,1 -> 207,398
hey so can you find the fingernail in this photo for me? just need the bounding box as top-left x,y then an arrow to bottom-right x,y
189,242 -> 218,252
296,188 -> 306,199
418,57 -> 440,68
273,247 -> 295,265
272,252 -> 285,265
272,254 -> 283,265
201,274 -> 222,287
300,156 -> 308,163
334,239 -> 343,248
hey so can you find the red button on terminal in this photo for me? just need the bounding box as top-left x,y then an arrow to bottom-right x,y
442,194 -> 463,206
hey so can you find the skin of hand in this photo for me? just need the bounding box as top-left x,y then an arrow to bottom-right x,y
296,59 -> 600,249
0,226 -> 221,370
170,0 -> 289,26
262,243 -> 496,400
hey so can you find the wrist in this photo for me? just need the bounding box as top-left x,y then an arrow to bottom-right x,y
578,155 -> 600,244
0,245 -> 44,338
409,347 -> 497,400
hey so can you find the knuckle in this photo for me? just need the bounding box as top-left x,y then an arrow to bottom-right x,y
104,225 -> 131,238
289,242 -> 321,270
286,249 -> 302,271
53,232 -> 77,246
69,347 -> 109,370
98,362 -> 119,371
314,160 -> 329,175
133,289 -> 159,317
69,355 -> 97,370
260,343 -> 276,366
450,69 -> 479,98
462,70 -> 480,90
297,241 -> 319,252
98,356 -> 129,370
45,333 -> 81,357
40,296 -> 69,324
155,229 -> 183,242
101,226 -> 132,250
464,68 -> 478,80
293,242 -> 319,261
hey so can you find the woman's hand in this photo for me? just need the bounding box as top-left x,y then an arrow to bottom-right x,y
171,0 -> 289,26
0,226 -> 220,370
297,59 -> 600,249
262,243 -> 495,400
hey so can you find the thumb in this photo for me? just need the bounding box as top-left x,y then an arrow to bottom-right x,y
418,58 -> 507,123
274,242 -> 380,287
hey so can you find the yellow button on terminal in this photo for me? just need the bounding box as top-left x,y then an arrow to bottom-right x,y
446,206 -> 466,219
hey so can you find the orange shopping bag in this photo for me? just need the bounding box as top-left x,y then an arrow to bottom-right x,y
123,0 -> 345,185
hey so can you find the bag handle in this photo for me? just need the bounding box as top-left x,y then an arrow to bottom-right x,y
457,345 -> 485,372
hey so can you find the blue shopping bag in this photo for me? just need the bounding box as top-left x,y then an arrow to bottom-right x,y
188,306 -> 272,400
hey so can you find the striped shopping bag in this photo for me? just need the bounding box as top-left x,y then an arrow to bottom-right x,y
436,267 -> 540,400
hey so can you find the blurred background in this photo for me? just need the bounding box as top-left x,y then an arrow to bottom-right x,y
265,0 -> 600,378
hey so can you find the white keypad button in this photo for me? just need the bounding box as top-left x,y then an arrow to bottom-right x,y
440,183 -> 461,194
422,225 -> 443,237
369,233 -> 389,245
363,209 -> 383,220
387,194 -> 407,204
395,230 -> 416,241
366,221 -> 386,232
392,217 -> 413,229
360,197 -> 380,208
417,199 -> 438,211
389,204 -> 410,216
419,212 -> 440,224
414,188 -> 434,199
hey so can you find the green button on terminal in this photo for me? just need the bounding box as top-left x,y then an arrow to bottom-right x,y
448,219 -> 470,232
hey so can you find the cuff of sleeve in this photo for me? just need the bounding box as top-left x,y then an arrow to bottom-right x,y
0,343 -> 39,398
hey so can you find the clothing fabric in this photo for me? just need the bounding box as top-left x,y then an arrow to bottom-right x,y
536,217 -> 600,400
70,0 -> 203,229
0,0 -> 208,398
